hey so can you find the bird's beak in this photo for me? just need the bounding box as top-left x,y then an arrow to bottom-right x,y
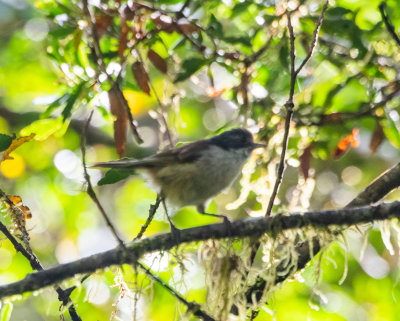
252,142 -> 266,149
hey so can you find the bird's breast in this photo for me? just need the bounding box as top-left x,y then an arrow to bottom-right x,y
152,145 -> 250,207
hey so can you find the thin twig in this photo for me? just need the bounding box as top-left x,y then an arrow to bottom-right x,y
294,1 -> 329,76
133,194 -> 162,240
266,2 -> 328,216
244,36 -> 273,65
0,190 -> 81,321
265,10 -> 296,216
137,262 -> 216,321
379,2 -> 400,47
177,0 -> 192,16
80,111 -> 125,247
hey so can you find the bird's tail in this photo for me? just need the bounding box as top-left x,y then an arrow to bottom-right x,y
92,159 -> 154,169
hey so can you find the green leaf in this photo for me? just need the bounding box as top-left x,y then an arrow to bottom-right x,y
170,36 -> 187,50
382,114 -> 400,149
223,35 -> 252,47
208,14 -> 223,38
175,58 -> 207,82
98,168 -> 136,186
0,303 -> 13,321
231,1 -> 252,18
20,118 -> 68,141
0,134 -> 13,152
48,26 -> 75,38
62,82 -> 86,120
41,94 -> 70,119
329,78 -> 368,112
326,7 -> 352,18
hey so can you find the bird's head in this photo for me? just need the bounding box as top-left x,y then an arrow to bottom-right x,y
210,128 -> 266,155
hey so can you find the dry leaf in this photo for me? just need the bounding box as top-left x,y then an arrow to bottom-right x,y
95,15 -> 113,37
333,128 -> 359,159
132,61 -> 151,96
147,49 -> 168,74
299,143 -> 313,179
151,15 -> 198,34
1,133 -> 35,163
6,195 -> 32,220
109,87 -> 127,158
118,21 -> 129,57
369,122 -> 385,155
176,23 -> 198,34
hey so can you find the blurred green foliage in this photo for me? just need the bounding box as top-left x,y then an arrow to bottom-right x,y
0,0 -> 399,320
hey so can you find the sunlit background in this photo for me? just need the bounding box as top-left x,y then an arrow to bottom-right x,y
1,0 -> 400,320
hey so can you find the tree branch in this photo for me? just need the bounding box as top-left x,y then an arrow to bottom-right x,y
379,2 -> 400,47
243,160 -> 400,310
1,200 -> 400,298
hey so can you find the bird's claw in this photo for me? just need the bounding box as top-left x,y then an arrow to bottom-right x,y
169,223 -> 181,244
221,215 -> 233,236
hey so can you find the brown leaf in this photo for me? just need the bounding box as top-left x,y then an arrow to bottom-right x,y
151,15 -> 198,35
299,144 -> 313,179
118,21 -> 129,57
321,112 -> 344,124
121,3 -> 136,20
152,15 -> 173,32
95,15 -> 113,37
333,128 -> 360,159
108,87 -> 127,158
147,49 -> 168,74
1,133 -> 35,163
6,195 -> 32,220
132,61 -> 151,95
176,23 -> 198,34
369,122 -> 385,154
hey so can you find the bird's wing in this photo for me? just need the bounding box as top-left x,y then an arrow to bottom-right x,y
157,140 -> 209,162
93,140 -> 210,169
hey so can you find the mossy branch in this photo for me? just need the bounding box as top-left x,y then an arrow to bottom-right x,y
1,200 -> 400,299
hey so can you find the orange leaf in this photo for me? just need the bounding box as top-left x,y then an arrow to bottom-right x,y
108,87 -> 127,158
6,195 -> 32,220
1,133 -> 35,163
205,87 -> 227,98
132,61 -> 151,96
147,49 -> 168,74
333,128 -> 359,159
299,144 -> 313,179
369,122 -> 385,154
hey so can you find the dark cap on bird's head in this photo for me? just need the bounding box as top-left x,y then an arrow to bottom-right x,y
209,128 -> 265,150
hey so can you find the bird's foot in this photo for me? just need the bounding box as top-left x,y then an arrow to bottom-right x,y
221,215 -> 233,236
200,211 -> 232,236
169,222 -> 181,244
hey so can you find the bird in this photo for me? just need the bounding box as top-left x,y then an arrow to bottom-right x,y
94,128 -> 265,227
